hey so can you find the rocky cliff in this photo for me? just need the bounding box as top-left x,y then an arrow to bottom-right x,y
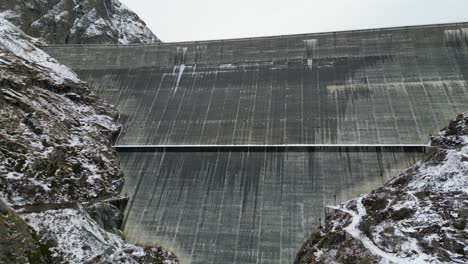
0,200 -> 56,263
296,114 -> 468,263
0,18 -> 176,263
0,0 -> 160,44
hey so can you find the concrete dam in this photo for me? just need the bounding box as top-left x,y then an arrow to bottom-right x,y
44,22 -> 468,263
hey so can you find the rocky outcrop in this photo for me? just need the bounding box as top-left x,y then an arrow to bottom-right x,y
0,200 -> 57,263
0,18 -> 122,206
23,208 -> 178,263
0,0 -> 160,44
296,114 -> 468,263
0,19 -> 176,263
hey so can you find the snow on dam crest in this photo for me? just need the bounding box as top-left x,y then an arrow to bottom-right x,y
43,22 -> 468,263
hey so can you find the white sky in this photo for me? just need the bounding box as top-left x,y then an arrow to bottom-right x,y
120,0 -> 468,42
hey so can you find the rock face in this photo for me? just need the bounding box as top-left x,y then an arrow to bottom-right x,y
0,200 -> 57,263
0,19 -> 177,263
296,114 -> 468,263
0,0 -> 160,44
23,208 -> 179,263
0,18 -> 122,206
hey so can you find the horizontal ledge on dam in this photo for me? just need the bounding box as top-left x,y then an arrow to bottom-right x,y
114,144 -> 431,153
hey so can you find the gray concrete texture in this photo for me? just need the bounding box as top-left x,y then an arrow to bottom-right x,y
44,23 -> 468,145
42,23 -> 468,264
119,147 -> 425,264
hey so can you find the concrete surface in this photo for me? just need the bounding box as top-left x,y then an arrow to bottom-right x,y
42,22 -> 468,263
44,23 -> 468,145
119,146 -> 425,264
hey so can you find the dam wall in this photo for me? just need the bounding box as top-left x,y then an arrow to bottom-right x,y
42,22 -> 468,263
118,146 -> 425,264
44,23 -> 468,146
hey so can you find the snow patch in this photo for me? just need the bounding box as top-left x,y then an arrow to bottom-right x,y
0,10 -> 19,19
0,18 -> 79,83
332,197 -> 436,263
410,146 -> 468,194
23,209 -> 148,263
54,11 -> 69,22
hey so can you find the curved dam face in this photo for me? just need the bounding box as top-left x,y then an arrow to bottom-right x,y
117,146 -> 424,263
43,23 -> 468,263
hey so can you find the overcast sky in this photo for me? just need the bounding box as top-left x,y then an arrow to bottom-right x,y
120,0 -> 468,42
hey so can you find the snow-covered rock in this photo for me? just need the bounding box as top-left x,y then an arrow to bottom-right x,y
0,16 -> 119,259
0,0 -> 160,44
0,199 -> 56,263
0,18 -> 122,206
0,18 -> 79,83
23,208 -> 178,264
0,19 -> 177,263
296,114 -> 468,264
